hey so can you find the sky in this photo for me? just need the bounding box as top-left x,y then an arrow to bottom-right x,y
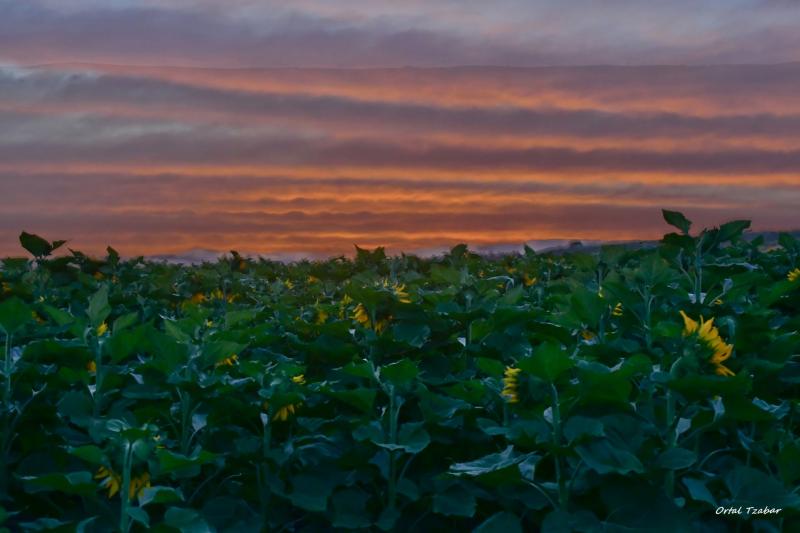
1,0 -> 799,257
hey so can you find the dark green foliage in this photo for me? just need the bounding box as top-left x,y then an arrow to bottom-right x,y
0,217 -> 798,532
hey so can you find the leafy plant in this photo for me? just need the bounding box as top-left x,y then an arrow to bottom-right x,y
0,214 -> 798,531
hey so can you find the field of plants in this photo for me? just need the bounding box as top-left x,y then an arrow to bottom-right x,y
0,210 -> 799,532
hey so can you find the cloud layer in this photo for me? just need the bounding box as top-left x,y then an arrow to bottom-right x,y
1,62 -> 798,257
2,1 -> 800,67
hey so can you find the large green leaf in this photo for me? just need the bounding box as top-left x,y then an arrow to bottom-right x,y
0,297 -> 32,334
163,508 -> 212,533
331,488 -> 372,528
86,285 -> 111,327
662,210 -> 692,235
19,231 -> 63,258
380,358 -> 419,386
449,446 -> 536,485
473,511 -> 523,533
157,449 -> 219,474
433,484 -> 475,517
725,466 -> 800,510
288,474 -> 338,512
519,342 -> 574,382
20,472 -> 96,496
391,322 -> 430,348
575,439 -> 644,475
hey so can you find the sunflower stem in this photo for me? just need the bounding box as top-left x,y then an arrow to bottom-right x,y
119,441 -> 133,533
387,386 -> 399,512
3,332 -> 11,407
664,358 -> 681,499
550,383 -> 568,510
93,336 -> 104,417
0,331 -> 9,497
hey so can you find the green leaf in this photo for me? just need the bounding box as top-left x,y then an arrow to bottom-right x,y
381,358 -> 418,386
19,231 -> 56,258
418,389 -> 470,420
662,210 -> 692,235
106,246 -> 120,265
564,416 -> 604,443
569,287 -> 605,327
67,445 -> 105,465
541,510 -> 601,533
476,357 -> 505,377
396,422 -> 430,454
725,466 -> 800,510
225,309 -> 257,329
777,442 -> 800,484
668,373 -> 750,400
127,507 -> 150,528
164,508 -> 212,533
289,474 -> 337,512
0,297 -> 32,334
200,341 -> 248,368
57,390 -> 93,425
449,446 -> 533,478
717,220 -> 750,242
331,488 -> 372,529
326,388 -> 376,414
112,312 -> 139,334
17,518 -> 71,531
163,319 -> 193,344
156,449 -> 219,474
86,285 -> 110,327
20,472 -> 97,496
433,484 -> 476,517
778,232 -> 799,252
364,422 -> 431,454
376,506 -> 401,531
682,477 -> 717,507
392,322 -> 430,348
139,486 -> 185,506
575,440 -> 644,475
473,511 -> 523,533
519,342 -> 573,382
577,369 -> 632,407
655,448 -> 696,470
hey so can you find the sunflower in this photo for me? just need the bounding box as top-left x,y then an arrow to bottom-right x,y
352,303 -> 371,327
292,374 -> 306,385
315,307 -> 329,325
501,367 -> 522,404
263,401 -> 302,422
391,283 -> 412,304
215,354 -> 239,367
96,322 -> 109,336
680,311 -> 735,377
95,466 -> 121,498
190,292 -> 207,304
612,302 -> 623,317
788,268 -> 800,282
128,472 -> 151,500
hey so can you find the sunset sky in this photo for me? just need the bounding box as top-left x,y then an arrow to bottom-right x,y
1,1 -> 799,257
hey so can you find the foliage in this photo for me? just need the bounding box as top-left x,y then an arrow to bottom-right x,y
0,211 -> 798,531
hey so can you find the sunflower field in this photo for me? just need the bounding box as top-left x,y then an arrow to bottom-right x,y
0,210 -> 799,532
